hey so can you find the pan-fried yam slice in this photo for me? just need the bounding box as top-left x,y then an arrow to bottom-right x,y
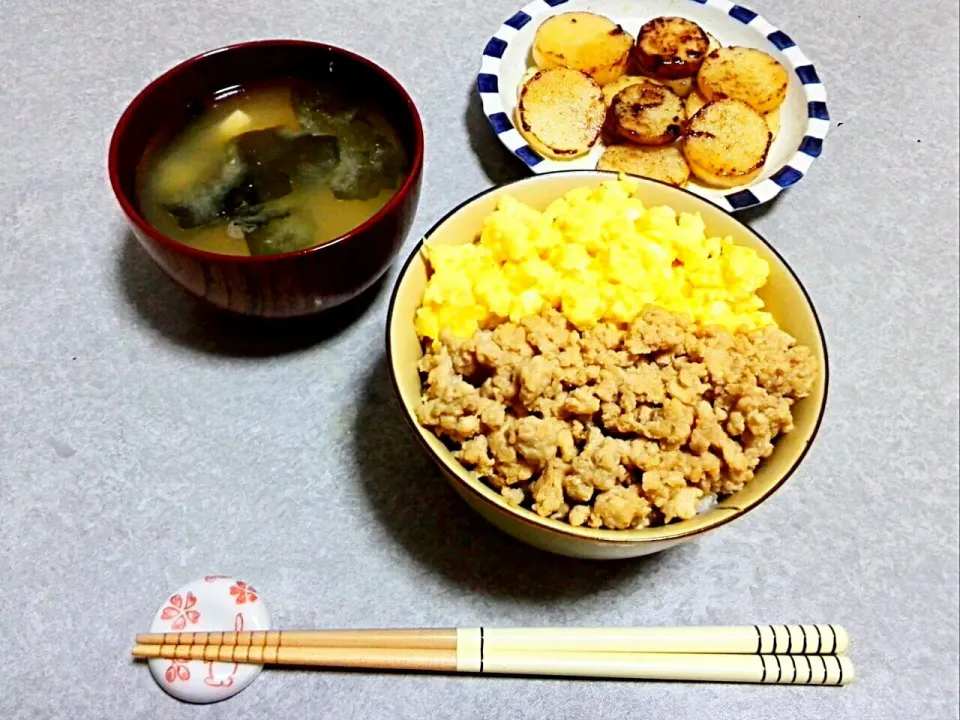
690,87 -> 779,138
683,99 -> 770,188
764,106 -> 781,138
517,68 -> 606,159
685,88 -> 709,117
517,66 -> 540,100
597,144 -> 690,187
634,17 -> 709,80
687,157 -> 764,189
532,12 -> 634,86
697,46 -> 789,114
608,80 -> 685,146
601,75 -> 649,105
650,32 -> 721,96
659,76 -> 693,98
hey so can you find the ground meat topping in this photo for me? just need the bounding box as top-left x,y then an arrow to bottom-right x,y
416,306 -> 817,529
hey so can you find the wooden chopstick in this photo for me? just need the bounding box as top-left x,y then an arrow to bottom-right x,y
135,625 -> 849,656
135,628 -> 457,650
131,643 -> 854,685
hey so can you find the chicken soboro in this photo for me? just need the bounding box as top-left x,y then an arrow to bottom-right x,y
416,306 -> 817,530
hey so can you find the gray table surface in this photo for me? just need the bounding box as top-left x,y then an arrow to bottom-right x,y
1,0 -> 958,717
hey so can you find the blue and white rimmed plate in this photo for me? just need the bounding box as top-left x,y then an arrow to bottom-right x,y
477,0 -> 829,212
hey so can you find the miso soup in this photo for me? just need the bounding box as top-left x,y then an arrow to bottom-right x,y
137,80 -> 408,256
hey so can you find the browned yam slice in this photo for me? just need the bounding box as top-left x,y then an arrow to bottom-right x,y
683,98 -> 771,188
687,156 -> 764,188
633,16 -> 709,80
690,86 -> 779,137
532,12 -> 634,85
517,66 -> 540,100
641,32 -> 719,96
657,75 -> 694,98
608,80 -> 686,146
601,75 -> 649,105
517,68 -> 606,159
597,144 -> 690,187
697,46 -> 789,114
685,87 -> 709,117
765,106 -> 781,138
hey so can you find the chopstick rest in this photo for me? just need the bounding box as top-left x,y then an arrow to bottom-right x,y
142,576 -> 271,704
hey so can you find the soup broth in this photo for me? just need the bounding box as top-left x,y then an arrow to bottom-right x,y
137,80 -> 408,256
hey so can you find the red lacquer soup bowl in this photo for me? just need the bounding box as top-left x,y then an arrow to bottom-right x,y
109,40 -> 424,317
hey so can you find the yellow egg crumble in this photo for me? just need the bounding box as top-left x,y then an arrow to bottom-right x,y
415,178 -> 774,340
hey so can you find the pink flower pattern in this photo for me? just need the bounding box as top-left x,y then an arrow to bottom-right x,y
164,659 -> 190,683
160,592 -> 201,630
153,581 -> 264,697
229,581 -> 258,605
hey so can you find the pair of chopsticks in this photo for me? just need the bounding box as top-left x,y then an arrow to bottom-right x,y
133,625 -> 854,685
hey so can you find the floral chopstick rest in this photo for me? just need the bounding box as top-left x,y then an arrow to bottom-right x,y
146,576 -> 271,703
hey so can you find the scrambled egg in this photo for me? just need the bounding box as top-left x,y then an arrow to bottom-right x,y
415,178 -> 774,340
